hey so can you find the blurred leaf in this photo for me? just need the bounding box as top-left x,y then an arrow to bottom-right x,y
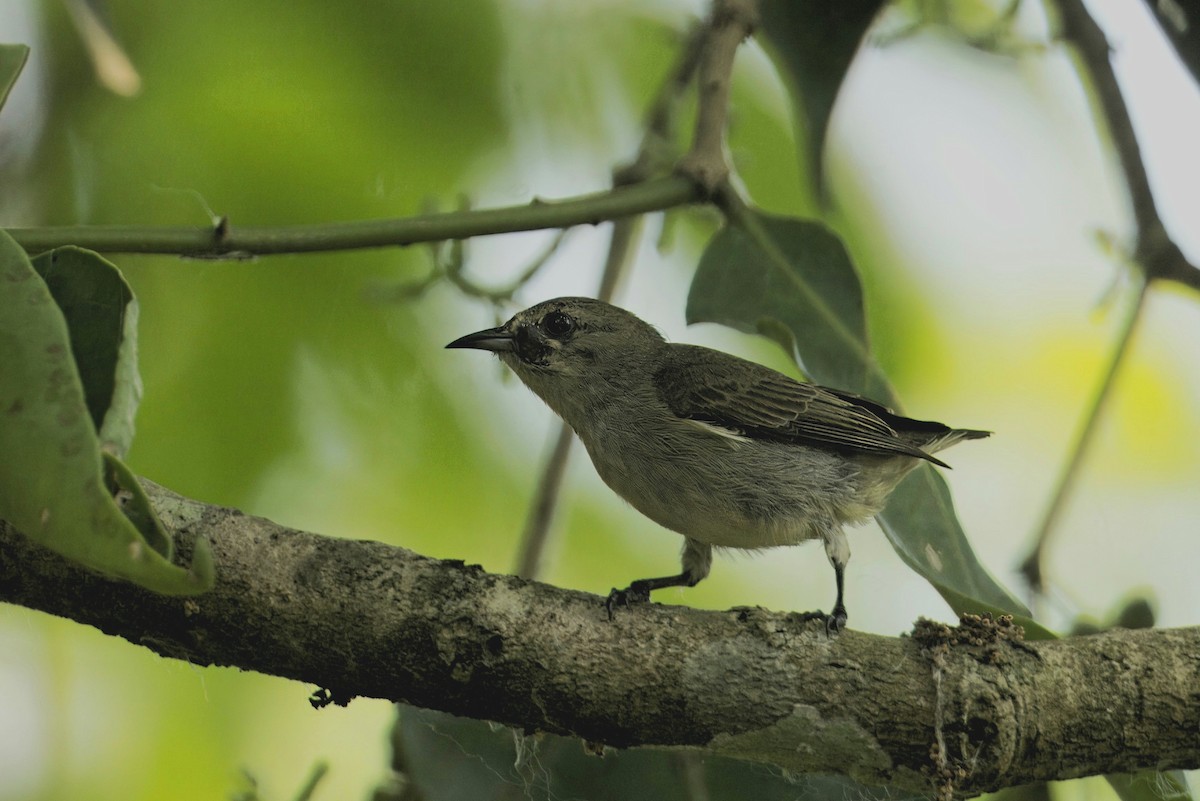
32,246 -> 142,457
398,706 -> 914,801
687,210 -> 1031,620
757,0 -> 886,202
0,43 -> 28,112
1107,771 -> 1191,801
33,0 -> 509,509
1142,0 -> 1200,95
1070,596 -> 1156,636
985,781 -> 1053,801
0,230 -> 212,595
62,0 -> 142,96
1113,597 -> 1155,630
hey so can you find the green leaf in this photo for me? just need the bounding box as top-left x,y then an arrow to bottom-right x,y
103,451 -> 174,561
0,44 -> 28,113
687,209 -> 1031,620
397,706 -> 900,801
688,211 -> 891,399
0,231 -> 212,595
928,569 -> 1052,641
757,1 -> 886,202
32,246 -> 142,457
880,468 -> 1032,621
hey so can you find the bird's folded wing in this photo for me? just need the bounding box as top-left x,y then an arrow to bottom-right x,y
655,345 -> 945,464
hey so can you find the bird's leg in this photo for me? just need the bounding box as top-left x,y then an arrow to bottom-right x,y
822,527 -> 850,634
606,539 -> 711,619
829,562 -> 848,634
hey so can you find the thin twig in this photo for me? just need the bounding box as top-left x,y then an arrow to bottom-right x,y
513,219 -> 643,581
617,24 -> 708,185
1055,0 -> 1200,291
514,423 -> 574,581
1019,276 -> 1150,596
6,175 -> 700,258
444,229 -> 569,305
676,0 -> 759,194
293,761 -> 329,801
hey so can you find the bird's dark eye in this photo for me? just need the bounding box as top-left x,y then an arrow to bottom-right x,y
541,311 -> 575,338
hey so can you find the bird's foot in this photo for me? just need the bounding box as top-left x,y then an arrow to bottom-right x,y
605,582 -> 652,620
827,604 -> 848,635
794,607 -> 848,635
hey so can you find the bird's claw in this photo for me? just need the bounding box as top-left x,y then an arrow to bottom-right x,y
605,583 -> 652,620
826,605 -> 848,635
794,607 -> 848,636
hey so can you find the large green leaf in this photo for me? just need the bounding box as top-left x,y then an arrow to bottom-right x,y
688,211 -> 891,400
0,44 -> 28,112
687,210 -> 1031,621
878,468 -> 1033,626
32,246 -> 142,457
757,1 -> 886,202
397,706 -> 907,801
0,231 -> 212,594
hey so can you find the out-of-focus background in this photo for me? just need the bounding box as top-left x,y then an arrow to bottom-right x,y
1,1 -> 1197,799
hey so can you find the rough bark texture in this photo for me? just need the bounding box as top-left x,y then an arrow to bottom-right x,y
2,481 -> 1199,797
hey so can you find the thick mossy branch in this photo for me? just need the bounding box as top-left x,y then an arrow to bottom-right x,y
2,481 -> 1199,797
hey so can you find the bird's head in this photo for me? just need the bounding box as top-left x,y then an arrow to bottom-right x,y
446,297 -> 666,416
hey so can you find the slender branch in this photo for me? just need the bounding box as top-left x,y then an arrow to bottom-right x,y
1055,0 -> 1200,292
514,424 -> 574,580
1056,0 -> 1157,237
1019,277 -> 1149,597
3,482 -> 1200,797
619,24 -> 708,184
676,0 -> 759,193
292,762 -> 329,801
4,175 -> 700,258
513,216 -> 644,581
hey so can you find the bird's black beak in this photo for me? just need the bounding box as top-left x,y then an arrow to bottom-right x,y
445,325 -> 515,353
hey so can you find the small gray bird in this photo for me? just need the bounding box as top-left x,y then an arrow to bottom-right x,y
447,297 -> 988,631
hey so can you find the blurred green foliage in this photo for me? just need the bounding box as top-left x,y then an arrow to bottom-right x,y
5,2 -> 526,799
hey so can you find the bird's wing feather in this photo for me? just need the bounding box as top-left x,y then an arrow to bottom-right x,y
655,345 -> 946,464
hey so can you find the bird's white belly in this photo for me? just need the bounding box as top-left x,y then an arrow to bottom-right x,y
580,422 -> 868,550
